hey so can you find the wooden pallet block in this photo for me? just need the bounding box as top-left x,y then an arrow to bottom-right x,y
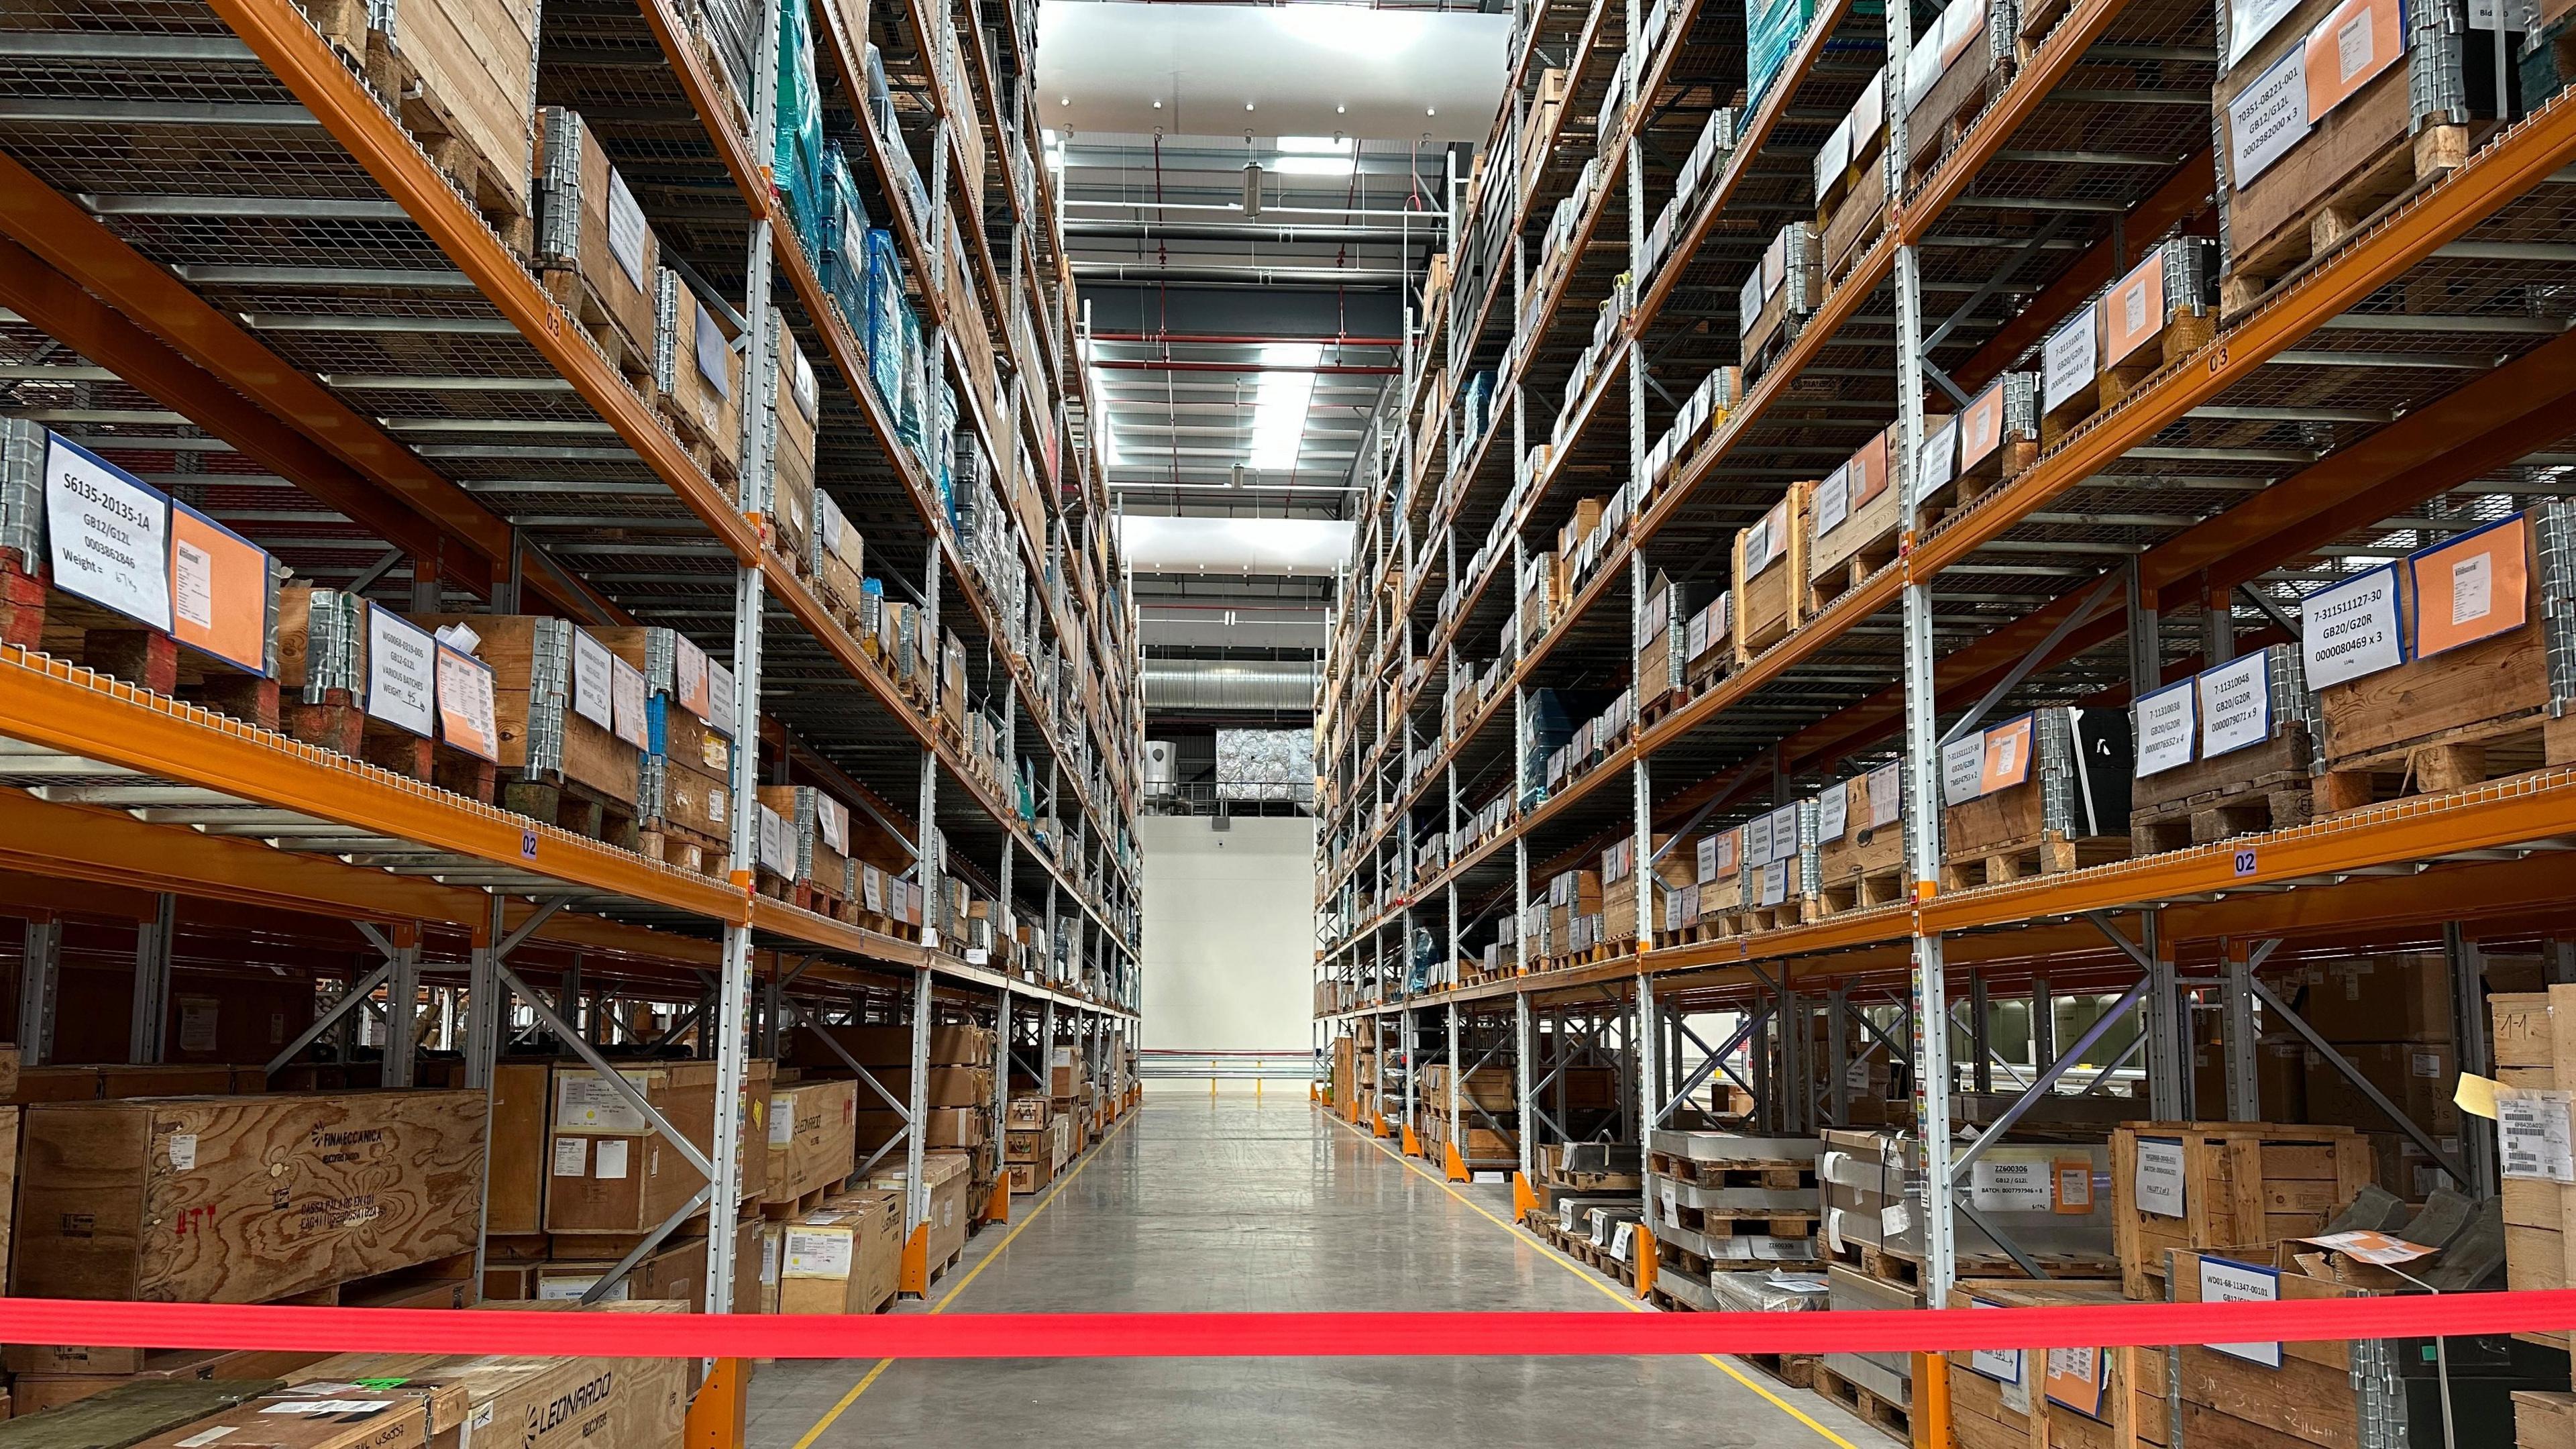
1741,1350 -> 1821,1389
2316,705 -> 2576,814
2314,602 -> 2576,811
2095,305 -> 2218,412
1939,828 -> 2128,890
502,775 -> 641,852
2131,722 -> 2316,853
1816,1362 -> 1913,1444
2222,122 -> 2469,320
539,266 -> 658,401
637,816 -> 724,876
357,15 -> 539,258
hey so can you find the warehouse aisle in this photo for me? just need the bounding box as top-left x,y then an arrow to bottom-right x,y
749,1095 -> 1874,1448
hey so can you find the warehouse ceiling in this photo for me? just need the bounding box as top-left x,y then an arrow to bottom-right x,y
1036,0 -> 1503,738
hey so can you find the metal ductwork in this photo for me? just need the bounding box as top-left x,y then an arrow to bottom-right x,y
1144,658 -> 1320,712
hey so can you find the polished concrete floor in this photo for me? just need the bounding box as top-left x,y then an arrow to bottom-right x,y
747,1093 -> 1876,1448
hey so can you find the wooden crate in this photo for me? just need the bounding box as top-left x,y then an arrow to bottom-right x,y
1733,482 -> 1813,661
2110,1122 -> 2373,1299
12,1089 -> 487,1305
1953,370 -> 2040,492
414,613 -> 643,842
1739,222 -> 1821,380
2493,985 -> 2576,1347
533,107 -> 659,385
1816,74 -> 1887,288
2131,644 -> 2317,851
1904,0 -> 2017,189
1943,1281 -> 2135,1449
1808,420 -> 1941,614
761,319 -> 822,576
654,267 -> 744,478
303,0 -> 540,250
2095,238 -> 2218,410
2165,1249 -> 2381,1449
2214,0 -> 2473,317
2314,508 -> 2576,808
1942,708 -> 2133,888
1815,765 -> 1907,913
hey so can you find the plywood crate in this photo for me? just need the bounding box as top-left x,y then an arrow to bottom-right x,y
543,1061 -> 720,1237
2110,1122 -> 2373,1299
757,311 -> 822,575
11,1090 -> 486,1305
2214,0 -> 2479,317
1943,1281 -> 2135,1449
482,1059 -> 555,1238
1942,706 -> 2133,888
411,613 -> 645,840
861,1148 -> 973,1276
1952,370 -> 2040,490
1815,66 -> 1888,286
2131,642 -> 2318,851
288,1350 -> 687,1449
1732,482 -> 1813,661
0,1378 -> 287,1438
2313,504 -> 2576,811
119,1379 -> 457,1449
1807,420 -> 1941,614
653,266 -> 743,476
768,1077 -> 859,1205
533,107 -> 659,384
2094,237 -> 2218,409
778,1188 -> 902,1314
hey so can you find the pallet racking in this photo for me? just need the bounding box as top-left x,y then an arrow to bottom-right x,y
0,0 -> 1139,1343
1314,0 -> 2576,1377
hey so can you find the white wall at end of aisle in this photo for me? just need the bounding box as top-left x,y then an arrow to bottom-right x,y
1138,813 -> 1316,1080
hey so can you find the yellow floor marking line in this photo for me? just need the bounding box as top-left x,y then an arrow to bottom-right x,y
789,1112 -> 1134,1449
1330,1110 -> 1861,1449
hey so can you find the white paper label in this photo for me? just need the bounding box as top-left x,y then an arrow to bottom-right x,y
1813,465 -> 1851,536
676,634 -> 709,717
435,646 -> 497,755
2229,0 -> 2302,64
2135,1137 -> 2186,1218
817,794 -> 849,853
2227,49 -> 2312,186
1815,115 -> 1853,195
1866,761 -> 1902,826
2335,9 -> 2372,80
2124,284 -> 2148,337
168,1132 -> 199,1172
1766,805 -> 1801,863
784,1229 -> 855,1279
2501,1090 -> 2576,1183
594,1138 -> 631,1179
1748,811 -> 1774,865
261,1401 -> 394,1417
1943,734 -> 1988,805
1880,1202 -> 1913,1238
177,1430 -> 240,1447
769,1093 -> 797,1146
696,305 -> 729,392
710,659 -> 739,737
365,606 -> 438,737
2200,1257 -> 2284,1366
539,1275 -> 624,1302
572,629 -> 613,729
2452,552 -> 2493,627
1919,419 -> 1957,494
2041,313 -> 2096,413
179,997 -> 219,1053
553,1136 -> 589,1176
2135,680 -> 2197,777
611,655 -> 649,749
1970,1159 -> 2054,1213
1758,861 -> 1788,907
759,804 -> 790,875
556,1073 -> 651,1134
174,539 -> 215,629
2198,652 -> 2271,758
45,435 -> 173,630
1819,786 -> 1849,841
1846,1055 -> 1876,1091
2302,565 -> 2403,687
606,165 -> 648,288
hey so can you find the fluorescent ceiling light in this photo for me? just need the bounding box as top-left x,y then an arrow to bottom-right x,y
1248,343 -> 1320,472
1278,135 -> 1352,154
1275,156 -> 1355,176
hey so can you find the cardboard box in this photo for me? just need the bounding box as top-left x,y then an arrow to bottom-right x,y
1007,1157 -> 1054,1194
2300,1041 -> 2459,1134
792,1022 -> 996,1067
778,1189 -> 902,1315
484,1060 -> 555,1237
529,1233 -> 710,1306
2284,954 -> 2456,1042
126,1379 -> 462,1449
13,1090 -> 486,1305
1004,1095 -> 1050,1130
824,1066 -> 994,1109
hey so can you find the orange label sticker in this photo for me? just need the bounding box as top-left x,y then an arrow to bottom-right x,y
1980,714 -> 2035,794
1959,382 -> 2003,470
2304,0 -> 2403,120
2099,248 -> 2169,369
168,504 -> 271,675
435,643 -> 500,761
2409,513 -> 2529,658
1852,428 -> 1892,506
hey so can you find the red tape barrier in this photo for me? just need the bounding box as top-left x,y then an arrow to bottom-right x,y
4,1293 -> 2576,1360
